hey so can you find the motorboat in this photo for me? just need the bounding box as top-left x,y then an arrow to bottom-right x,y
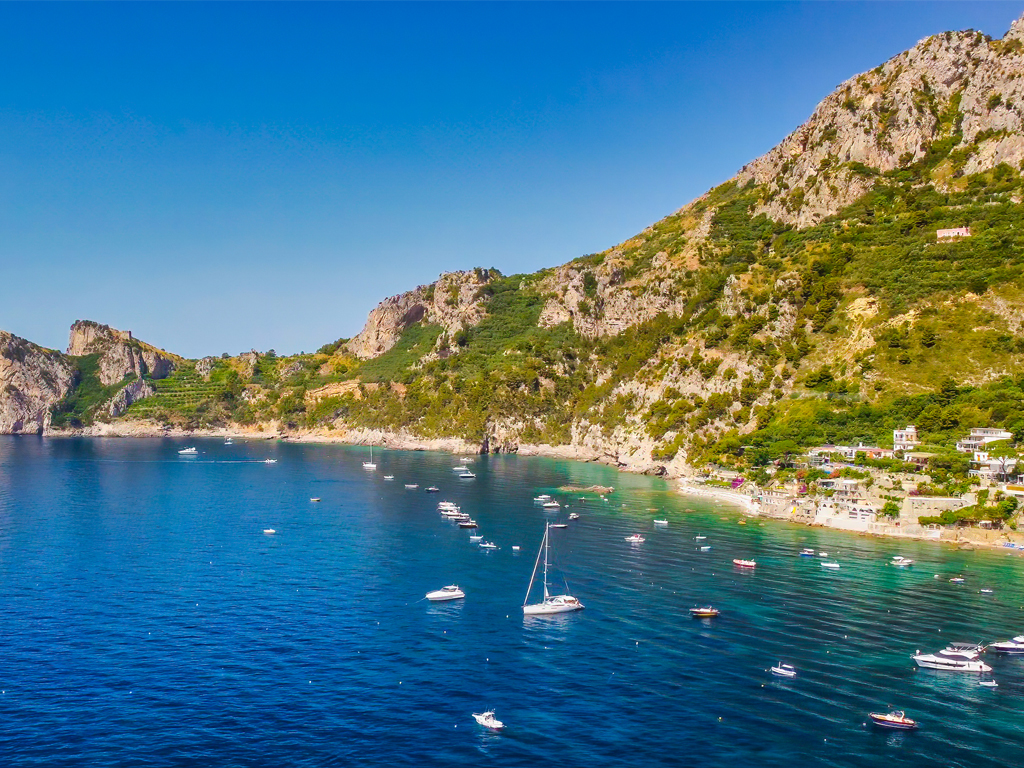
178,447 -> 198,455
479,541 -> 498,550
426,585 -> 465,602
523,523 -> 584,615
458,520 -> 478,529
821,561 -> 841,569
568,513 -> 580,520
383,475 -> 394,481
949,576 -> 966,584
891,556 -> 914,566
913,643 -> 991,672
625,534 -> 645,543
987,634 -> 1024,654
799,548 -> 815,557
733,559 -> 756,568
533,494 -> 553,504
979,680 -> 998,688
980,588 -> 994,594
263,529 -> 276,534
426,486 -> 440,493
542,500 -> 560,510
771,663 -> 796,678
452,465 -> 469,472
653,519 -> 668,526
310,497 -> 321,503
224,438 -> 233,445
472,711 -> 504,730
469,535 -> 483,542
362,445 -> 376,470
405,484 -> 419,489
868,711 -> 918,730
699,545 -> 711,551
459,471 -> 476,479
689,606 -> 720,618
264,459 -> 277,464
438,501 -> 459,510
695,536 -> 706,541
550,523 -> 568,529
512,545 -> 521,551
817,552 -> 828,557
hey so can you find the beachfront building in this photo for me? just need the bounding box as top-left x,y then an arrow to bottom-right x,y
893,425 -> 919,452
969,452 -> 1018,481
937,226 -> 971,241
807,443 -> 893,462
956,428 -> 1013,454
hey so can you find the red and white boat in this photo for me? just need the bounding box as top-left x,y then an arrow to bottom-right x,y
733,559 -> 756,568
868,711 -> 918,730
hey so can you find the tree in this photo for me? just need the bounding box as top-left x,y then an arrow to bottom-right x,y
881,500 -> 901,518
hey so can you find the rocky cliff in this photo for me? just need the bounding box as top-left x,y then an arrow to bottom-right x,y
0,331 -> 76,434
67,320 -> 177,385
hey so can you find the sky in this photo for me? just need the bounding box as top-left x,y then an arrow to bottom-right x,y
1,1 -> 1022,358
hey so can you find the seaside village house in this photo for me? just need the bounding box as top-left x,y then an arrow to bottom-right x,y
956,428 -> 1017,482
893,426 -> 920,453
936,226 -> 971,241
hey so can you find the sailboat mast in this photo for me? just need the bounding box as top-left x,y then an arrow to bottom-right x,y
542,522 -> 550,599
524,523 -> 545,607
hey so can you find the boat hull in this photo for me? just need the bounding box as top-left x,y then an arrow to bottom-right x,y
523,598 -> 584,615
869,714 -> 917,730
913,657 -> 991,672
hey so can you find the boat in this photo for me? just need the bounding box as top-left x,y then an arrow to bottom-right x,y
980,588 -> 994,594
979,680 -> 998,688
472,711 -> 504,730
868,711 -> 918,730
458,520 -> 478,529
987,634 -> 1024,654
542,500 -> 560,509
452,465 -> 469,472
913,643 -> 992,672
405,483 -> 419,489
733,559 -> 756,568
737,520 -> 746,525
383,475 -> 394,481
310,497 -> 321,503
771,663 -> 796,678
178,447 -> 198,455
362,444 -> 376,470
224,438 -> 233,445
263,529 -> 276,534
512,545 -> 521,552
799,548 -> 815,557
479,541 -> 498,550
949,576 -> 966,584
625,534 -> 645,543
533,494 -> 552,504
426,585 -> 465,602
892,556 -> 914,566
689,606 -> 720,618
568,513 -> 580,520
821,561 -> 841,569
438,501 -> 460,512
264,459 -> 277,464
523,523 -> 584,615
817,552 -> 828,557
699,545 -> 711,551
459,471 -> 476,479
695,536 -> 706,541
426,486 -> 440,493
469,535 -> 483,542
653,519 -> 668,526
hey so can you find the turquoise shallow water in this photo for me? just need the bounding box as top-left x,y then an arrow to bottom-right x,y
0,436 -> 1022,766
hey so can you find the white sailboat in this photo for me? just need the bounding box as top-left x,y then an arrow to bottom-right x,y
523,523 -> 584,616
362,444 -> 376,470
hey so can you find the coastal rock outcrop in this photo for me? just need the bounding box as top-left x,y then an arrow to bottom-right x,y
0,331 -> 76,434
67,320 -> 177,385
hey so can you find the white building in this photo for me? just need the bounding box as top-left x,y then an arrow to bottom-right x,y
893,425 -> 919,452
937,227 -> 971,241
956,428 -> 1013,453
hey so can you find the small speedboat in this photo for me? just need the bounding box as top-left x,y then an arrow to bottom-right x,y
817,552 -> 828,557
625,534 -> 645,543
263,529 -> 276,534
459,471 -> 476,479
383,475 -> 394,481
799,548 -> 815,557
426,486 -> 440,493
892,556 -> 914,566
550,523 -> 568,529
695,536 -> 707,541
512,545 -> 521,551
980,588 -> 994,595
473,711 -> 503,729
264,459 -> 277,464
479,541 -> 497,550
771,663 -> 796,678
178,447 -> 198,455
310,497 -> 321,503
733,559 -> 756,568
405,484 -> 419,489
690,606 -> 720,618
979,680 -> 998,688
869,711 -> 917,730
568,513 -> 580,520
533,494 -> 552,504
542,501 -> 560,509
452,465 -> 469,472
426,585 -> 465,602
653,519 -> 668,526
949,576 -> 966,584
699,545 -> 711,551
988,635 -> 1024,654
821,561 -> 841,569
469,535 -> 483,542
224,438 -> 233,445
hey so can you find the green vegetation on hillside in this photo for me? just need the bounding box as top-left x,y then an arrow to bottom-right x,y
49,354 -> 133,428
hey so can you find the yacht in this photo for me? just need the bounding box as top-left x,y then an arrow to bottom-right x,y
653,519 -> 668,526
405,483 -> 419,489
625,534 -> 645,543
362,445 -> 376,470
426,585 -> 465,602
542,500 -> 560,510
695,535 -> 707,541
469,535 -> 483,542
987,634 -> 1024,654
913,643 -> 991,672
224,438 -> 233,445
472,711 -> 504,730
426,486 -> 440,493
949,576 -> 966,584
310,497 -> 321,503
533,494 -> 553,504
891,556 -> 914,566
383,475 -> 395,481
699,545 -> 711,551
458,520 -> 478,529
568,513 -> 580,520
459,471 -> 476,479
178,447 -> 198,455
799,548 -> 815,557
523,523 -> 584,615
821,561 -> 841,569
452,465 -> 469,472
733,559 -> 756,569
689,606 -> 720,618
868,711 -> 918,730
771,663 -> 796,678
479,541 -> 498,550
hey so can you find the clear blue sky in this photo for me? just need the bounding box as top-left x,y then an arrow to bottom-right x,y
1,2 -> 1021,358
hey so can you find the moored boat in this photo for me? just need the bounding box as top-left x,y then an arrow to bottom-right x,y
821,561 -> 841,569
472,711 -> 504,729
625,534 -> 645,543
405,483 -> 419,489
458,520 -> 478,528
568,513 -> 580,520
771,662 -> 796,678
523,523 -> 584,615
426,585 -> 465,602
913,643 -> 991,672
178,447 -> 198,455
869,711 -> 918,730
799,548 -> 815,557
987,634 -> 1024,654
892,556 -> 914,566
733,559 -> 756,568
425,486 -> 440,493
689,606 -> 720,618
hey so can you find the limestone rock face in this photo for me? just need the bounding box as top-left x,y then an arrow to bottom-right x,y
67,320 -> 176,385
346,269 -> 497,359
0,331 -> 76,434
106,379 -> 156,418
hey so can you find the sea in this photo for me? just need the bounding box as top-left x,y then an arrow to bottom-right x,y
0,437 -> 1022,767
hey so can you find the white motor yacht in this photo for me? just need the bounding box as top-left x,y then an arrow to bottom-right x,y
913,643 -> 992,672
625,534 -> 645,543
383,475 -> 395,481
178,447 -> 198,455
568,513 -> 580,520
892,556 -> 914,566
988,635 -> 1024,654
469,535 -> 483,542
405,484 -> 419,489
452,465 -> 469,472
523,523 -> 584,616
533,494 -> 553,504
771,663 -> 796,678
479,541 -> 497,550
459,471 -> 476,479
653,519 -> 668,526
821,561 -> 841,569
542,500 -> 560,510
426,585 -> 465,602
472,711 -> 504,729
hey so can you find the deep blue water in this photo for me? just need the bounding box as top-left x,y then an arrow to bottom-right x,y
0,437 -> 1023,766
